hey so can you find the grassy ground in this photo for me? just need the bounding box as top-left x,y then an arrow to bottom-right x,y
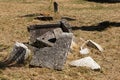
0,0 -> 120,80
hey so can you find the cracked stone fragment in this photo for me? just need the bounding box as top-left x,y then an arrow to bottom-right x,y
69,56 -> 101,70
87,40 -> 103,52
3,42 -> 31,66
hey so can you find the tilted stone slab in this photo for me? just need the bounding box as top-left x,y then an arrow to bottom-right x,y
36,31 -> 55,48
30,33 -> 73,70
28,20 -> 72,44
31,28 -> 63,48
28,24 -> 60,44
53,28 -> 63,39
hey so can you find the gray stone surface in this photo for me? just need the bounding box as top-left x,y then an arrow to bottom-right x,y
36,31 -> 55,48
53,28 -> 63,39
31,28 -> 63,48
28,20 -> 72,44
30,33 -> 73,70
28,24 -> 60,44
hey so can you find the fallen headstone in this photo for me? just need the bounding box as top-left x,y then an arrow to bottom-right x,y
69,56 -> 101,70
30,33 -> 73,70
32,28 -> 63,48
28,20 -> 71,45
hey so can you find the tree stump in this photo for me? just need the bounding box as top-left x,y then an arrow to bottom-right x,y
3,42 -> 31,66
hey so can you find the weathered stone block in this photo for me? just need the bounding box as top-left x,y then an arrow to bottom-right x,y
28,24 -> 60,44
30,33 -> 73,70
28,20 -> 72,44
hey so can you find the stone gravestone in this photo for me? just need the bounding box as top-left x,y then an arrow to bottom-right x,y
30,33 -> 73,70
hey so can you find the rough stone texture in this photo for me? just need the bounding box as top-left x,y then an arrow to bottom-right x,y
30,33 -> 73,70
53,28 -> 63,39
28,21 -> 72,44
28,24 -> 60,44
35,31 -> 55,48
31,28 -> 63,48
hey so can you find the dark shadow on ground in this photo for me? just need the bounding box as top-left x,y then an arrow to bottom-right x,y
86,0 -> 120,3
72,21 -> 120,31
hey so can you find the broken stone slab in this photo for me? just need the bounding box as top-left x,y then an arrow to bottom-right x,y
30,33 -> 73,70
69,56 -> 101,70
87,40 -> 103,52
53,28 -> 63,39
28,20 -> 72,44
31,28 -> 63,48
34,31 -> 55,48
80,38 -> 103,52
3,42 -> 31,66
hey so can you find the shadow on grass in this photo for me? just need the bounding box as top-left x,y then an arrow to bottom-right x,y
86,0 -> 120,3
72,21 -> 120,31
20,13 -> 43,18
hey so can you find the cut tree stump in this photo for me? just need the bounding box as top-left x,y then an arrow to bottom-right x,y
3,42 -> 31,66
30,33 -> 73,70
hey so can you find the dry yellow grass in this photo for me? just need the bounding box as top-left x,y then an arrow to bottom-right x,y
0,0 -> 120,80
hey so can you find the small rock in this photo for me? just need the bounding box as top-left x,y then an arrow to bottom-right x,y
80,48 -> 89,55
87,40 -> 103,52
69,56 -> 101,70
